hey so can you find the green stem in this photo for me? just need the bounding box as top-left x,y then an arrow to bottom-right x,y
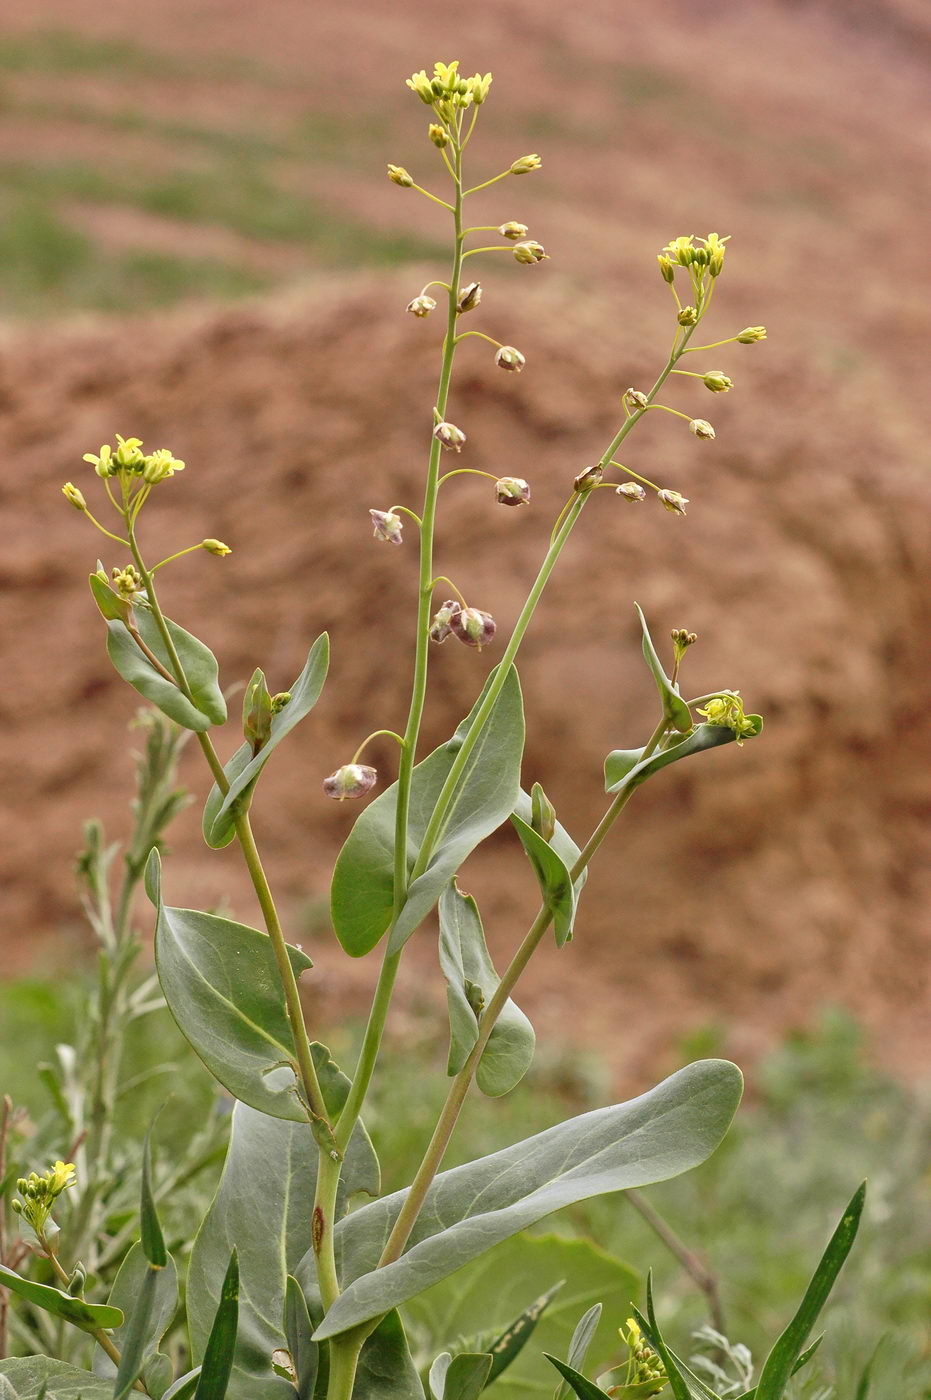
378,713 -> 668,1267
325,1328 -> 365,1400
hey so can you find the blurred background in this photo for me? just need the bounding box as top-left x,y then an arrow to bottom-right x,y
1,0 -> 930,1391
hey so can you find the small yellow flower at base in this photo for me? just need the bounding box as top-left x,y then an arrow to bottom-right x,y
202,539 -> 232,556
143,449 -> 186,483
62,482 -> 87,512
697,691 -> 760,743
510,154 -> 542,175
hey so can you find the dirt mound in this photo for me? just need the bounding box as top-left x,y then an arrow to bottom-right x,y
0,268 -> 927,1078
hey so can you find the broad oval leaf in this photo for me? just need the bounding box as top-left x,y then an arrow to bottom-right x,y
605,724 -> 740,795
0,1357 -> 113,1399
635,605 -> 692,733
103,604 -> 226,732
438,883 -> 534,1097
331,667 -> 525,958
148,850 -> 314,1120
203,636 -> 329,849
313,1060 -> 742,1340
0,1263 -> 122,1333
188,1101 -> 378,1400
405,1236 -> 633,1400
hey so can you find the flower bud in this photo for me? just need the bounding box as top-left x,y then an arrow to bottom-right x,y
657,254 -> 675,284
407,294 -> 437,317
112,564 -> 143,600
677,305 -> 698,326
271,692 -> 292,713
469,72 -> 493,104
498,221 -> 529,240
457,281 -> 482,314
494,345 -> 525,373
625,388 -> 648,411
429,599 -> 460,643
406,70 -> 435,104
369,508 -> 404,545
671,627 -> 698,661
616,481 -> 646,502
428,123 -> 449,148
573,464 -> 603,492
510,154 -> 542,174
323,764 -> 377,801
737,325 -> 767,343
657,488 -> 689,515
702,371 -> 733,393
512,240 -> 547,265
495,476 -> 531,506
62,482 -> 87,512
433,420 -> 467,452
450,605 -> 496,649
202,538 -> 231,555
530,782 -> 556,843
387,164 -> 414,187
243,669 -> 273,753
689,418 -> 715,440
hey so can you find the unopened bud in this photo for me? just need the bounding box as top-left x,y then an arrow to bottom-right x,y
677,305 -> 698,326
407,294 -> 437,318
450,605 -> 496,650
737,325 -> 767,343
457,282 -> 482,314
322,764 -> 378,801
369,509 -> 404,545
512,240 -> 547,265
112,565 -> 142,600
428,123 -> 449,148
531,782 -> 556,843
62,482 -> 87,512
510,154 -> 542,174
671,627 -> 698,660
658,488 -> 689,515
271,692 -> 292,713
657,254 -> 675,284
494,345 -> 525,373
616,482 -> 646,502
702,371 -> 733,393
498,221 -> 529,240
625,388 -> 649,411
387,164 -> 414,187
574,464 -> 604,492
433,420 -> 467,452
429,599 -> 460,644
495,476 -> 530,506
67,1264 -> 87,1297
202,538 -> 231,556
689,418 -> 715,440
243,669 -> 273,754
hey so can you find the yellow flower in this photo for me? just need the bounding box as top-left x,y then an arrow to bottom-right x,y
697,691 -> 760,743
143,448 -> 186,483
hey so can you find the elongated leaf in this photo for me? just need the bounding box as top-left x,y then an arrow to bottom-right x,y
405,1235 -> 635,1400
486,1281 -> 563,1385
631,1277 -> 693,1400
438,883 -> 535,1097
555,1304 -> 602,1400
195,1252 -> 239,1400
148,851 -> 314,1120
635,605 -> 692,733
203,637 -> 329,848
354,1311 -> 426,1399
0,1358 -> 112,1399
441,1354 -> 492,1400
112,1266 -> 161,1400
93,1244 -> 178,1391
331,667 -> 524,958
103,605 -> 226,732
284,1277 -> 317,1400
189,1101 -> 377,1400
141,1127 -> 168,1268
755,1183 -> 866,1400
162,1370 -> 202,1400
510,816 -> 577,948
0,1263 -> 122,1333
544,1358 -> 611,1400
314,1060 -> 741,1340
605,725 -> 740,796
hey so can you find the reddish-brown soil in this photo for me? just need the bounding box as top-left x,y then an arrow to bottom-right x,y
0,0 -> 929,1081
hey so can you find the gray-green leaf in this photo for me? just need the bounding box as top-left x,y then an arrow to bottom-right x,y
0,1358 -> 112,1399
438,882 -> 534,1097
148,850 -> 314,1120
353,1311 -> 426,1399
314,1060 -> 742,1339
0,1264 -> 122,1334
331,667 -> 524,958
605,725 -> 738,795
635,605 -> 692,733
102,603 -> 226,732
92,1243 -> 177,1393
203,636 -> 329,849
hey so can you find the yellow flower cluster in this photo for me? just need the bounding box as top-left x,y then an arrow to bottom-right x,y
406,61 -> 492,111
697,691 -> 760,742
83,434 -> 185,483
11,1161 -> 77,1236
662,232 -> 729,278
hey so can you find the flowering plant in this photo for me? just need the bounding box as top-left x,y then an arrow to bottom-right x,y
1,58 -> 863,1400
